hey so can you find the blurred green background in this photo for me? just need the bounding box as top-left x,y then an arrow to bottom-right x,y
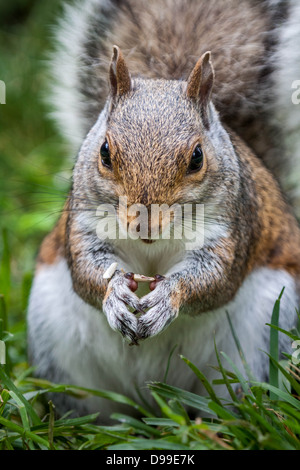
0,0 -> 72,361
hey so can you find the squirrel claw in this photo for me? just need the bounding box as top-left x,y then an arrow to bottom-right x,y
150,274 -> 166,291
133,309 -> 146,316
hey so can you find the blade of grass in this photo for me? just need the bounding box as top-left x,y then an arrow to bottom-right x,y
212,378 -> 240,385
168,399 -> 191,426
253,382 -> 300,409
151,392 -> 187,426
134,384 -> 157,416
110,413 -> 162,437
296,309 -> 300,325
148,382 -> 213,416
0,388 -> 10,417
0,416 -> 50,449
23,378 -> 153,418
208,403 -> 257,446
21,272 -> 33,311
48,400 -> 55,450
214,338 -> 238,403
208,401 -> 238,420
265,353 -> 300,396
238,402 -> 280,436
269,288 -> 285,400
0,367 -> 41,425
210,366 -> 237,379
9,390 -> 35,450
180,355 -> 222,406
247,397 -> 300,448
64,385 -> 153,418
220,351 -> 252,397
226,311 -> 257,383
266,323 -> 299,342
31,413 -> 100,431
142,417 -> 180,427
279,402 -> 300,422
163,344 -> 178,383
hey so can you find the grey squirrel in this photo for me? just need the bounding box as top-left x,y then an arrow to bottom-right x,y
28,0 -> 300,421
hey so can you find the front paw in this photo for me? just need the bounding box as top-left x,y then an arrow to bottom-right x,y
103,272 -> 142,344
137,278 -> 180,339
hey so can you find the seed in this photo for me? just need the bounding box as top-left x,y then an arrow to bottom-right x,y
103,262 -> 118,280
133,274 -> 156,283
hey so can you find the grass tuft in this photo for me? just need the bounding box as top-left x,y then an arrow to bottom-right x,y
0,292 -> 299,449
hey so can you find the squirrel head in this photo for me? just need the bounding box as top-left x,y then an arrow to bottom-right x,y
75,46 -> 240,240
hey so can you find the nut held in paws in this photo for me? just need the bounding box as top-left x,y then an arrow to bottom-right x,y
133,274 -> 156,283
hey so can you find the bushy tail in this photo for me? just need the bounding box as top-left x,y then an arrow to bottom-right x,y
47,0 -> 119,151
271,0 -> 300,213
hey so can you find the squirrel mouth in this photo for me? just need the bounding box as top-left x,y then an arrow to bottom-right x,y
141,239 -> 156,245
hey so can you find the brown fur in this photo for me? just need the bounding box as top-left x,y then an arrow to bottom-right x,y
229,133 -> 300,278
36,209 -> 68,270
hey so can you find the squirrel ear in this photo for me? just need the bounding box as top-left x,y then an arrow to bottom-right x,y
109,45 -> 132,98
186,52 -> 214,128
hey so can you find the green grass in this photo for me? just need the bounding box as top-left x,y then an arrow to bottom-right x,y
0,0 -> 300,451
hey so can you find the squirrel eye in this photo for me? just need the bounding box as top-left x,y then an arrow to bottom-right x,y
100,139 -> 112,169
188,145 -> 204,173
